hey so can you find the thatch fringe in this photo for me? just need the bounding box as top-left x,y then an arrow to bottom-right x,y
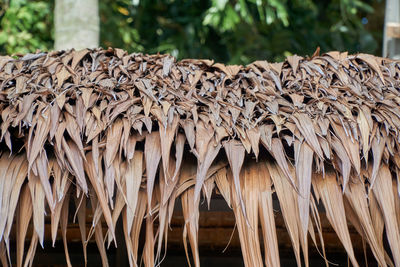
0,48 -> 400,266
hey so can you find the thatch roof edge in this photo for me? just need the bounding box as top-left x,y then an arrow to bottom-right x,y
0,48 -> 400,266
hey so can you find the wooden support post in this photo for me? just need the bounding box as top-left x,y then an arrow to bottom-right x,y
383,0 -> 400,58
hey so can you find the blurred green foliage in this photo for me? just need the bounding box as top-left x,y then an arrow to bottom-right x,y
0,0 -> 383,64
0,0 -> 53,54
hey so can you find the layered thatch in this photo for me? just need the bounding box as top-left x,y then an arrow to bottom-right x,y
0,48 -> 400,266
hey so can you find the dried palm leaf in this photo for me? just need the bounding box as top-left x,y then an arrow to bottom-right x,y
1,48 -> 400,266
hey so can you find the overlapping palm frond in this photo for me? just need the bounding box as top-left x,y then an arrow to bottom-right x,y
0,48 -> 399,266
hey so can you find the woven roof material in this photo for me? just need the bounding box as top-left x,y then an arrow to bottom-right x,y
1,48 -> 400,266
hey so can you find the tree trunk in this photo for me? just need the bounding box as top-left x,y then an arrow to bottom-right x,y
54,0 -> 99,50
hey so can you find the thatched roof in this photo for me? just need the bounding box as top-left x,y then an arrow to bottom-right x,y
0,48 -> 400,266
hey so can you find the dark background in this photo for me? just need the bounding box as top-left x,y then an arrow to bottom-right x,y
0,0 -> 386,64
